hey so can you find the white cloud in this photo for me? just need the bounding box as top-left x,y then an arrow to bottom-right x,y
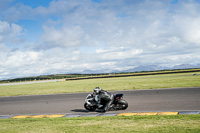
1,0 -> 200,80
36,25 -> 84,50
0,21 -> 24,44
96,47 -> 143,61
181,17 -> 200,44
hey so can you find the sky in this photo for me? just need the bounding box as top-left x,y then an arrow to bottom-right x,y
0,0 -> 200,80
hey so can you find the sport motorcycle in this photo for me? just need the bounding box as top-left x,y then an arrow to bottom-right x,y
84,93 -> 128,111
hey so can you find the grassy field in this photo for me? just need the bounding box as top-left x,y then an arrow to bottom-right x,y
0,72 -> 200,97
1,68 -> 200,83
0,115 -> 200,133
1,72 -> 200,133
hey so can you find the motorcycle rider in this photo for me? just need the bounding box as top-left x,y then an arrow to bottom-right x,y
93,87 -> 114,112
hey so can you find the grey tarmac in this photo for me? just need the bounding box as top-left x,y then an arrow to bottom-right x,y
0,87 -> 200,115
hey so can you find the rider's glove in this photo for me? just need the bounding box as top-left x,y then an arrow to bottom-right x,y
98,104 -> 103,108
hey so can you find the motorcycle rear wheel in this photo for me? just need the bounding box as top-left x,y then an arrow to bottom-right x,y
84,103 -> 97,111
113,99 -> 128,110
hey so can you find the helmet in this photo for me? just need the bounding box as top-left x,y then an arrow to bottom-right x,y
94,87 -> 101,94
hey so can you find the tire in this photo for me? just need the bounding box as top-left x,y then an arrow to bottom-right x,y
84,103 -> 96,111
114,99 -> 128,110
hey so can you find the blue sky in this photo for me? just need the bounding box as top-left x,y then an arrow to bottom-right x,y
1,0 -> 200,80
11,0 -> 52,8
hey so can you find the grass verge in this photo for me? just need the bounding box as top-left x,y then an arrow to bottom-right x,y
0,115 -> 200,133
0,72 -> 200,97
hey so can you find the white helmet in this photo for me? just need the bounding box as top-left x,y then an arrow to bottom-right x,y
94,87 -> 101,94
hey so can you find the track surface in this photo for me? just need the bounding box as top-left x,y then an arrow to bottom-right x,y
0,88 -> 200,115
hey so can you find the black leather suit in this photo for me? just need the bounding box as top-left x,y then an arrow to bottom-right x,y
97,90 -> 114,112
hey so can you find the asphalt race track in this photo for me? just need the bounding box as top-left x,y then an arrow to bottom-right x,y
0,87 -> 200,115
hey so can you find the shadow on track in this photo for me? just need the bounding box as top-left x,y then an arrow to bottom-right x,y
71,109 -> 90,113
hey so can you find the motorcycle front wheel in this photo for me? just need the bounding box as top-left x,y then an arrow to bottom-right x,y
113,99 -> 128,110
84,103 -> 97,111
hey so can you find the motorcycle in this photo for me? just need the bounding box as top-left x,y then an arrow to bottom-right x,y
84,93 -> 128,111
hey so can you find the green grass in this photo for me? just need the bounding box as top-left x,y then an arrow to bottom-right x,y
0,72 -> 200,97
1,68 -> 200,83
0,115 -> 200,133
1,72 -> 200,133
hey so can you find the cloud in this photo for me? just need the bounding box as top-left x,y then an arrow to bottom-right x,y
178,17 -> 200,44
0,20 -> 24,45
1,0 -> 200,80
35,25 -> 84,50
0,0 -> 14,11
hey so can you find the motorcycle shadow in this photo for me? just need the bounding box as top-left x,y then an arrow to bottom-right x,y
71,108 -> 118,113
71,109 -> 91,113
